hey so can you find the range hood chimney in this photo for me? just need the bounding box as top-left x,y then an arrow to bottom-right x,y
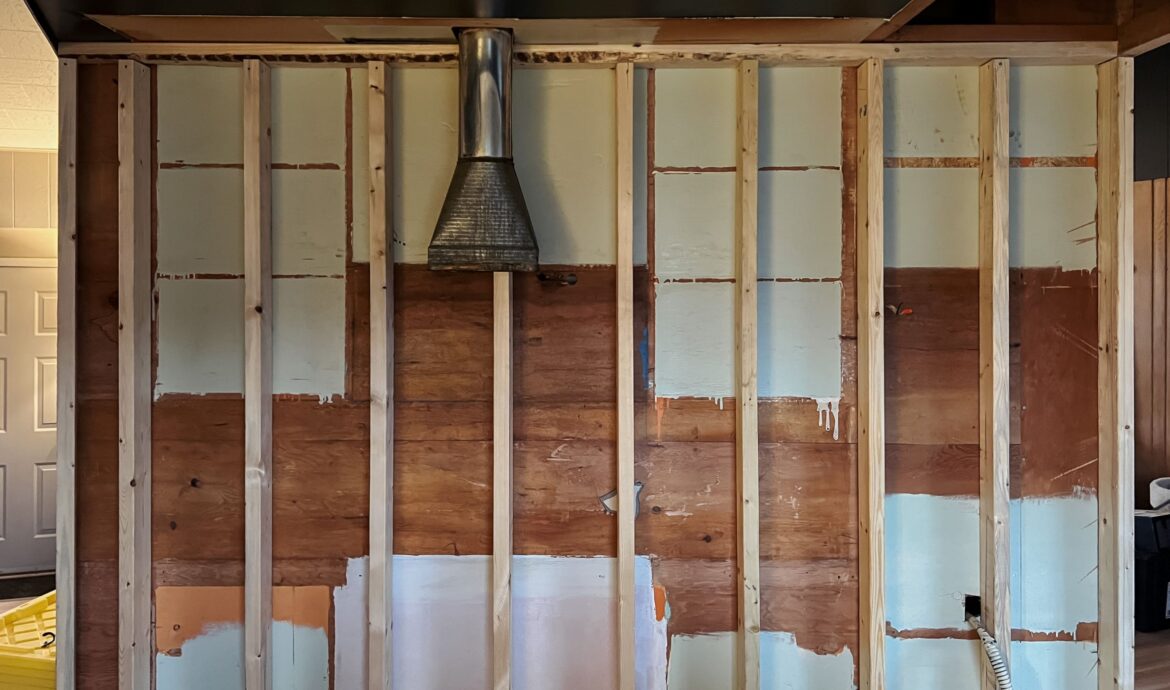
428,28 -> 539,272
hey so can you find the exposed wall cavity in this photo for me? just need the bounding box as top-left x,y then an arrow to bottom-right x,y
883,64 -> 1099,687
328,554 -> 666,689
155,65 -> 350,400
665,632 -> 856,690
375,66 -> 623,266
652,67 -> 843,402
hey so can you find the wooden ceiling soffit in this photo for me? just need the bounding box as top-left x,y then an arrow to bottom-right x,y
87,15 -> 885,45
889,24 -> 1118,43
864,0 -> 936,41
1120,0 -> 1170,55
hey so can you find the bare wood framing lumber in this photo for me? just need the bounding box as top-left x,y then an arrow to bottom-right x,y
978,58 -> 1012,687
243,58 -> 274,690
615,61 -> 636,690
117,58 -> 152,690
367,60 -> 394,690
493,270 -> 513,690
58,41 -> 1117,66
55,57 -> 78,690
736,58 -> 761,690
864,0 -> 939,41
1120,2 -> 1170,56
1097,57 -> 1136,690
856,57 -> 886,690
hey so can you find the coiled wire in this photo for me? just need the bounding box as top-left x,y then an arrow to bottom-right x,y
967,614 -> 1013,690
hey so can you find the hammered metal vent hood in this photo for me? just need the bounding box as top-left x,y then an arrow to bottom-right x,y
428,28 -> 539,272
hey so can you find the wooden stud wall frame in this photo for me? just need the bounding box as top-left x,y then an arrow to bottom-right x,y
53,41 -> 1135,690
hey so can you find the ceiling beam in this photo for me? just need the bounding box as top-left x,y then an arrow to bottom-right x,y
864,0 -> 938,41
1121,1 -> 1170,55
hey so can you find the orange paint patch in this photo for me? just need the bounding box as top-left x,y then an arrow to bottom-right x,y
156,585 -> 331,654
654,583 -> 668,622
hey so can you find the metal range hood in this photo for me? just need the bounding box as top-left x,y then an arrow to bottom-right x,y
428,28 -> 539,272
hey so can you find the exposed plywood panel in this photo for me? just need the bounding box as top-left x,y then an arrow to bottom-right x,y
655,282 -> 735,397
758,169 -> 842,279
156,65 -> 243,164
156,168 -> 245,275
758,67 -> 842,168
758,282 -> 842,399
272,277 -> 346,398
1009,66 -> 1097,158
1008,167 -> 1097,269
884,67 -> 979,157
653,172 -> 735,279
155,278 -> 244,396
389,68 -> 457,265
270,67 -> 347,165
271,169 -> 346,276
653,68 -> 737,168
884,168 -> 979,267
514,68 -> 617,265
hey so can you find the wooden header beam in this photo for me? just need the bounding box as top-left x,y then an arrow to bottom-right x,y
117,58 -> 153,690
856,56 -> 886,690
1098,56 -> 1135,690
58,41 -> 1117,66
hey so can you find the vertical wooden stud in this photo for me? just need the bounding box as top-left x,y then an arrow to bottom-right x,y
735,58 -> 761,690
117,58 -> 152,690
856,57 -> 886,690
978,58 -> 1012,683
1098,56 -> 1136,690
615,61 -> 637,690
493,270 -> 513,690
243,58 -> 273,690
56,57 -> 78,690
368,60 -> 394,690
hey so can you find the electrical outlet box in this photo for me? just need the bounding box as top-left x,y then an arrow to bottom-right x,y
964,594 -> 982,619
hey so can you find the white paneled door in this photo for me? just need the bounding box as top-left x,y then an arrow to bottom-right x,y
0,265 -> 57,573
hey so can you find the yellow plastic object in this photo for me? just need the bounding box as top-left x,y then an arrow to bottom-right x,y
0,591 -> 55,689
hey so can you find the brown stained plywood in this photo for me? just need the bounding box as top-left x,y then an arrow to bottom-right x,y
1019,267 -> 1099,496
652,558 -> 857,655
651,398 -> 856,445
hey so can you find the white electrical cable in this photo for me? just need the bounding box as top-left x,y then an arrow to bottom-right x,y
967,614 -> 1013,690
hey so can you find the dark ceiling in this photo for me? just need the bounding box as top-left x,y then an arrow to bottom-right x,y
24,0 -> 914,46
